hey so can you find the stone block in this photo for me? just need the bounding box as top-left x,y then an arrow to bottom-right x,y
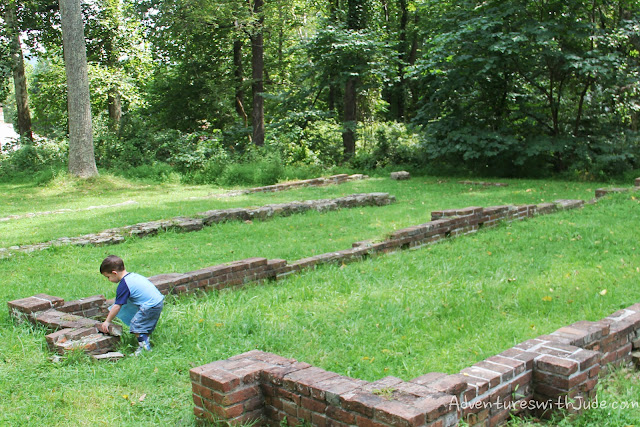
390,171 -> 411,180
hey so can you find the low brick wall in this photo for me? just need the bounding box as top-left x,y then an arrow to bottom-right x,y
458,181 -> 508,187
0,192 -> 393,257
217,174 -> 368,197
190,303 -> 640,427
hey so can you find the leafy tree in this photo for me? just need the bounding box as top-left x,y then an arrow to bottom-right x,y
303,0 -> 396,160
2,0 -> 33,140
412,0 -> 640,176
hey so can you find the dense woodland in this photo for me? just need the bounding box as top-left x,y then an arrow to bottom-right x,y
1,0 -> 639,182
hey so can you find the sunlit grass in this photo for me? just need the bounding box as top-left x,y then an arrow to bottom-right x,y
0,176 -> 639,425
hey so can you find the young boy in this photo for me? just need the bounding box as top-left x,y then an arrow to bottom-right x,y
99,255 -> 164,356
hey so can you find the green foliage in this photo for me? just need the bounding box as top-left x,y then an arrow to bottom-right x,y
28,58 -> 69,139
0,38 -> 11,104
0,137 -> 68,178
119,162 -> 178,183
411,0 -> 640,177
351,121 -> 421,170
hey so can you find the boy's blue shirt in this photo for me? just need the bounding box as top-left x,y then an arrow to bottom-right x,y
113,273 -> 164,325
114,272 -> 164,308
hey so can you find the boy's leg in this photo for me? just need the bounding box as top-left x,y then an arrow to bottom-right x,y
129,304 -> 163,354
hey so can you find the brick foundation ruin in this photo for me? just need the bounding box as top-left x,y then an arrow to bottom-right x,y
190,303 -> 640,427
7,180 -> 640,425
0,190 -> 390,257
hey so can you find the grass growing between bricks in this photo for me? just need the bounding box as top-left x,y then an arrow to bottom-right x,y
1,176 -> 639,425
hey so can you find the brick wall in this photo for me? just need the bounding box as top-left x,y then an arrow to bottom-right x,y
6,198 -> 589,361
190,302 -> 640,427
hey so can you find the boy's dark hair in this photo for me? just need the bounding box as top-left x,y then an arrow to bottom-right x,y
100,255 -> 125,273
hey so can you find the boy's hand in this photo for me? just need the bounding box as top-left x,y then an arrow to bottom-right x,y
99,322 -> 110,334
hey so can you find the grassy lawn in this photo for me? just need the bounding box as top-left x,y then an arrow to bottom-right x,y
0,174 -> 639,426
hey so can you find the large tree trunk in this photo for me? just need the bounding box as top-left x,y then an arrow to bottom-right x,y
250,0 -> 265,147
4,0 -> 33,141
59,0 -> 99,178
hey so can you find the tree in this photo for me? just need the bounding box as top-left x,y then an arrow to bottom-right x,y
3,0 -> 33,141
249,0 -> 265,146
59,0 -> 98,177
412,0 -> 640,175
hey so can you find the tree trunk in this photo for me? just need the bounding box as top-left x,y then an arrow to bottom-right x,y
107,89 -> 122,132
233,39 -> 249,129
251,0 -> 265,147
4,0 -> 33,141
59,0 -> 99,177
342,76 -> 357,158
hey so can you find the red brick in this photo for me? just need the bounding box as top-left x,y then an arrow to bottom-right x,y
460,367 -> 499,389
326,406 -> 356,424
486,355 -> 527,376
489,408 -> 511,426
222,385 -> 261,406
412,394 -> 456,421
277,387 -> 302,405
200,369 -> 242,393
203,398 -> 244,419
311,375 -> 366,403
534,355 -> 578,376
283,366 -> 339,395
475,360 -> 515,382
297,407 -> 311,422
312,412 -> 328,427
341,391 -> 386,417
353,416 -> 387,427
244,396 -> 264,412
301,396 -> 327,413
374,400 -> 426,427
282,399 -> 298,417
410,372 -> 447,386
569,349 -> 601,371
228,409 -> 265,426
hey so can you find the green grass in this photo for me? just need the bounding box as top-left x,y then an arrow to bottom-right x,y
0,172 -> 600,248
0,174 -> 639,426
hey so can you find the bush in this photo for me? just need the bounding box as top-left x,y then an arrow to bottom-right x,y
119,162 -> 179,183
0,137 -> 68,179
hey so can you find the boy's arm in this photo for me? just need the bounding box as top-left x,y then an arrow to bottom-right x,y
99,304 -> 121,334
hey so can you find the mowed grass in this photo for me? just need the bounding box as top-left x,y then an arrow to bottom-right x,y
0,173 -> 599,248
0,175 -> 639,426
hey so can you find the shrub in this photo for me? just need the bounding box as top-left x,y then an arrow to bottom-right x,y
0,137 -> 68,179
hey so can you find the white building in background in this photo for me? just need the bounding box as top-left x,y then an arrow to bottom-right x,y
0,105 -> 20,150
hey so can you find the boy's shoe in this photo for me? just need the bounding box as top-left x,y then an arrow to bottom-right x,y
131,338 -> 152,356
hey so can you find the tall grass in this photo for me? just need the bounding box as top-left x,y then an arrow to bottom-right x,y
0,175 -> 639,426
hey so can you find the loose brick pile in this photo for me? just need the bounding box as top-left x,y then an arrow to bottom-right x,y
0,191 -> 393,257
8,294 -> 123,359
8,179 -> 640,425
